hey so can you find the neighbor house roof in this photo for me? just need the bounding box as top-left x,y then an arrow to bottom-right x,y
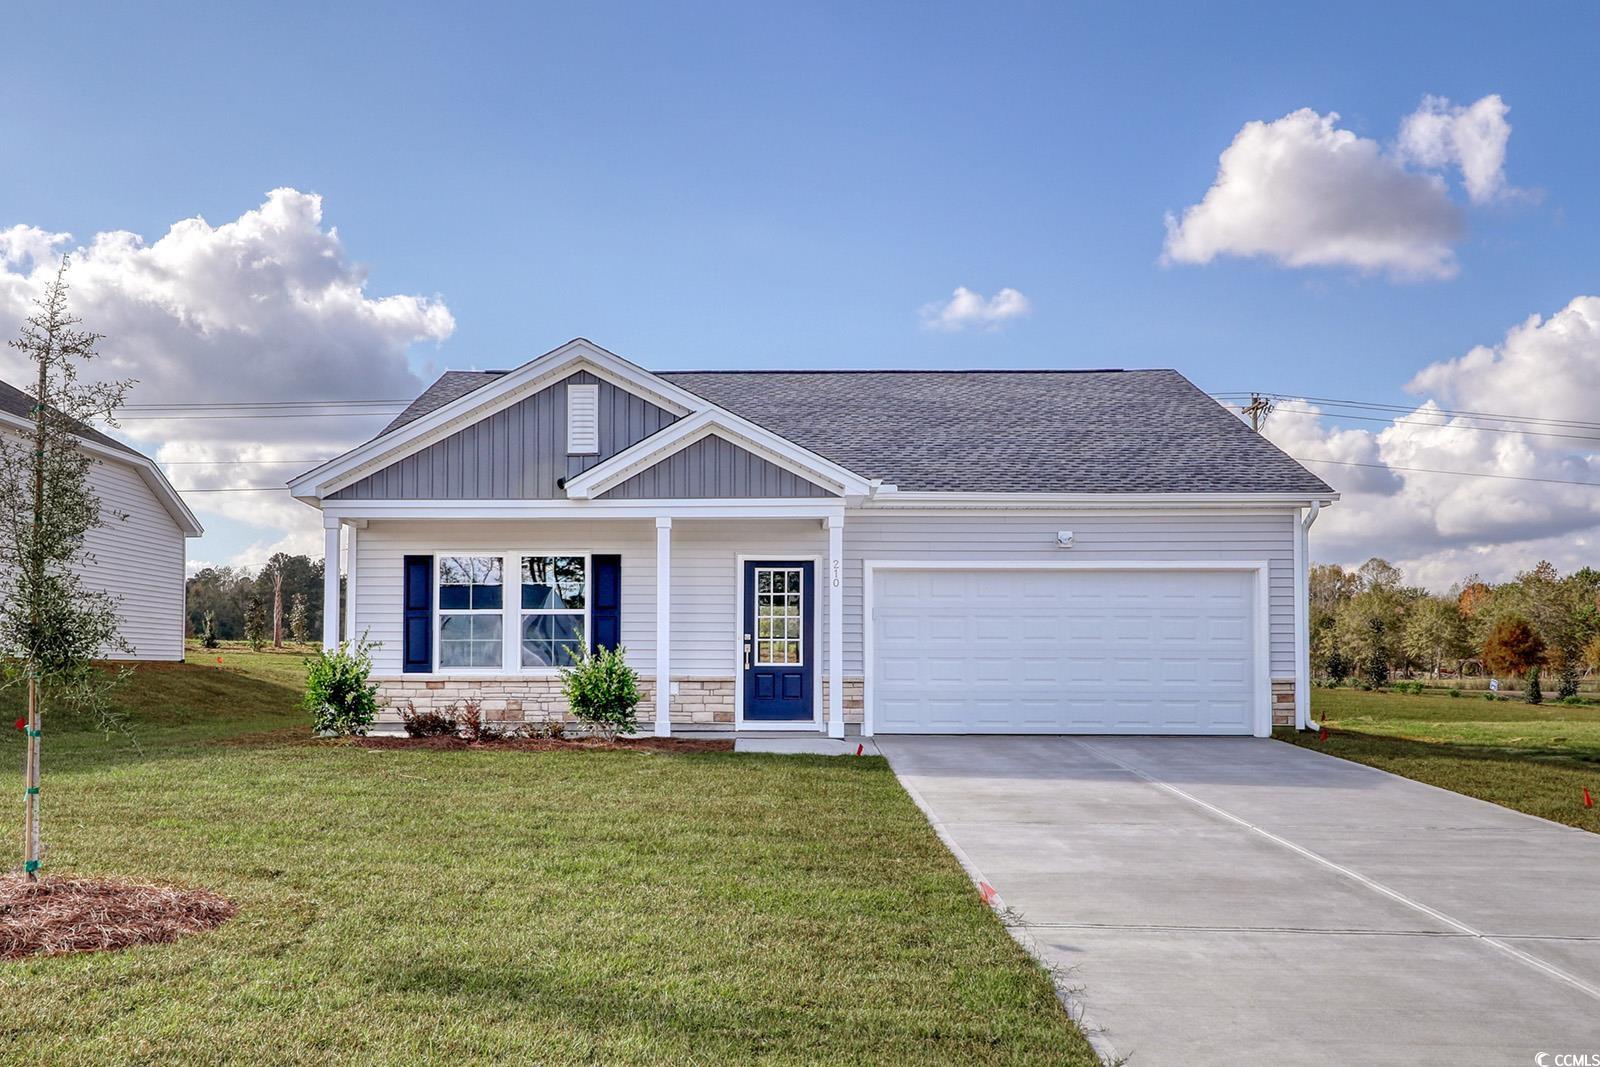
0,378 -> 203,535
0,378 -> 145,460
380,366 -> 1333,495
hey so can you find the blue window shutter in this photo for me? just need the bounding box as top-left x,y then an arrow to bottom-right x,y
590,554 -> 621,654
403,555 -> 433,673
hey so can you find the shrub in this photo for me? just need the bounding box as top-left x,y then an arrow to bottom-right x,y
1448,688 -> 1461,698
400,702 -> 458,738
199,611 -> 219,650
1524,665 -> 1542,705
1556,661 -> 1580,701
455,698 -> 500,744
303,639 -> 380,736
1482,692 -> 1497,702
1558,695 -> 1586,707
559,645 -> 641,741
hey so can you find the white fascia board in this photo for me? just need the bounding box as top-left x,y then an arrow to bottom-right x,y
289,338 -> 710,501
0,409 -> 203,537
562,409 -> 870,500
861,490 -> 1339,510
320,497 -> 846,521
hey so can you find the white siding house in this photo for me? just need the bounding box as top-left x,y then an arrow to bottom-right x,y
291,339 -> 1336,737
0,382 -> 201,661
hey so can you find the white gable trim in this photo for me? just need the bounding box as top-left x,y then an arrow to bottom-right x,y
563,409 -> 867,500
289,338 -> 707,502
0,410 -> 203,536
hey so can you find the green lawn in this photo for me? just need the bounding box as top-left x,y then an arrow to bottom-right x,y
0,644 -> 1095,1065
1278,685 -> 1600,834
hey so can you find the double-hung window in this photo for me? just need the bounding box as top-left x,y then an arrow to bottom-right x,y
437,556 -> 504,669
521,555 -> 586,667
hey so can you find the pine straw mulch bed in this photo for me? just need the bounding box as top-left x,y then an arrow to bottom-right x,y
1,875 -> 236,961
350,734 -> 735,753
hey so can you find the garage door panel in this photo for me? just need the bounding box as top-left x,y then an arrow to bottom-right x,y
872,568 -> 1258,735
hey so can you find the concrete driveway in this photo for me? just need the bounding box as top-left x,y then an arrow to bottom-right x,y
878,736 -> 1600,1066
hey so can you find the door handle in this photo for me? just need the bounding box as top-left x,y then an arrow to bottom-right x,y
743,633 -> 752,669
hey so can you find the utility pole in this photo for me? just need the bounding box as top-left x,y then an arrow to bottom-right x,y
1241,392 -> 1275,433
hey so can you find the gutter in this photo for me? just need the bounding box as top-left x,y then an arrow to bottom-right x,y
1299,501 -> 1322,731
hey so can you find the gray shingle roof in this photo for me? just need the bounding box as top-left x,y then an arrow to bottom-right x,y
0,378 -> 144,460
382,366 -> 1332,495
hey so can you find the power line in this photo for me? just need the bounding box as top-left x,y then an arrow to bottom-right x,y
1213,392 -> 1600,434
1264,406 -> 1600,445
1296,456 -> 1600,489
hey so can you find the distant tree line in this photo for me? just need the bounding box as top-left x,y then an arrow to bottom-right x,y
186,553 -> 326,648
1312,558 -> 1600,698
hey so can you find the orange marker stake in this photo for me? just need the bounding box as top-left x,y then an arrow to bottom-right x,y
1585,786 -> 1593,809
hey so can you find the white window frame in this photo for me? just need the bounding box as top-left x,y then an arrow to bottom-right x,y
429,550 -> 594,675
434,554 -> 508,673
752,565 -> 805,667
517,552 -> 592,671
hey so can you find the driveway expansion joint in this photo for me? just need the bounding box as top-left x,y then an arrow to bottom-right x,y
1071,738 -> 1600,1005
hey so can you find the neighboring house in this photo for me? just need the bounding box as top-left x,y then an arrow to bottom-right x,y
0,380 -> 202,661
290,339 -> 1336,737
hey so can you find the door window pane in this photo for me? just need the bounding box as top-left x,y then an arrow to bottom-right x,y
753,568 -> 803,666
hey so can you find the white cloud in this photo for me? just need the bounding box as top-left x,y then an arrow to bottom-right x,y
1263,295 -> 1600,589
1399,94 -> 1512,204
1164,108 -> 1462,279
919,286 -> 1031,331
1165,95 -> 1515,279
0,189 -> 455,568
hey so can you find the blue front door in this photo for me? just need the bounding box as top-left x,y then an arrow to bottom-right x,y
742,560 -> 814,722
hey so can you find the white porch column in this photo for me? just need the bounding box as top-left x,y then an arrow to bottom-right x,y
654,517 -> 672,737
826,513 -> 845,739
343,523 -> 360,644
322,517 -> 341,651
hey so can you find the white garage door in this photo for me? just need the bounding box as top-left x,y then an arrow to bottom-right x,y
870,568 -> 1260,734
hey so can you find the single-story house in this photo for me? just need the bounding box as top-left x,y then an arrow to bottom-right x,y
289,339 -> 1336,737
0,379 -> 202,661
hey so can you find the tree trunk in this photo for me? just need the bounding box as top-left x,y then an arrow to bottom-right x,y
24,342 -> 47,880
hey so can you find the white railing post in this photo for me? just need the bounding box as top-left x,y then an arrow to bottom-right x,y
655,517 -> 672,737
322,517 -> 341,651
827,513 -> 845,739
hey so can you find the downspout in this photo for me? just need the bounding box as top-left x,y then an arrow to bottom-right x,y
1297,502 -> 1323,730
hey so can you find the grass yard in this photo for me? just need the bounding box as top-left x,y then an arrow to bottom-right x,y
1278,685 -> 1600,834
0,644 -> 1096,1065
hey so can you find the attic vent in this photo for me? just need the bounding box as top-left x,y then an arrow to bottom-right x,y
567,383 -> 599,454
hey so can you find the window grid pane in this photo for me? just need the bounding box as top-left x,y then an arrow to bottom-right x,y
754,568 -> 803,666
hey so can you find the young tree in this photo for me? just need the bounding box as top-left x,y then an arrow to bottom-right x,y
270,565 -> 284,649
288,593 -> 309,644
1482,615 -> 1545,685
0,261 -> 131,880
243,594 -> 266,652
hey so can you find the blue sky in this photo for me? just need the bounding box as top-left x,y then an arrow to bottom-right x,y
3,2 -> 1599,585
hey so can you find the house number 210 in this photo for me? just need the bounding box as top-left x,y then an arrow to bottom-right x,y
831,559 -> 840,588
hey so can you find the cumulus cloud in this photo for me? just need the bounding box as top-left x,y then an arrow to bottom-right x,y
1165,95 -> 1514,279
1399,94 -> 1512,204
1264,296 -> 1600,588
919,286 -> 1031,331
0,189 -> 455,566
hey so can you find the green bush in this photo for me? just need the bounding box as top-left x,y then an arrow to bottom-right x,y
559,645 -> 641,741
304,639 -> 380,736
1558,695 -> 1586,707
1448,688 -> 1461,698
1483,692 -> 1498,702
1524,665 -> 1542,706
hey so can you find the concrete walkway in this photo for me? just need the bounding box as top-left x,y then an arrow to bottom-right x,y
878,736 -> 1600,1066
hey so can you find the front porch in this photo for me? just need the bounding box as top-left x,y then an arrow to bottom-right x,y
318,503 -> 855,738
